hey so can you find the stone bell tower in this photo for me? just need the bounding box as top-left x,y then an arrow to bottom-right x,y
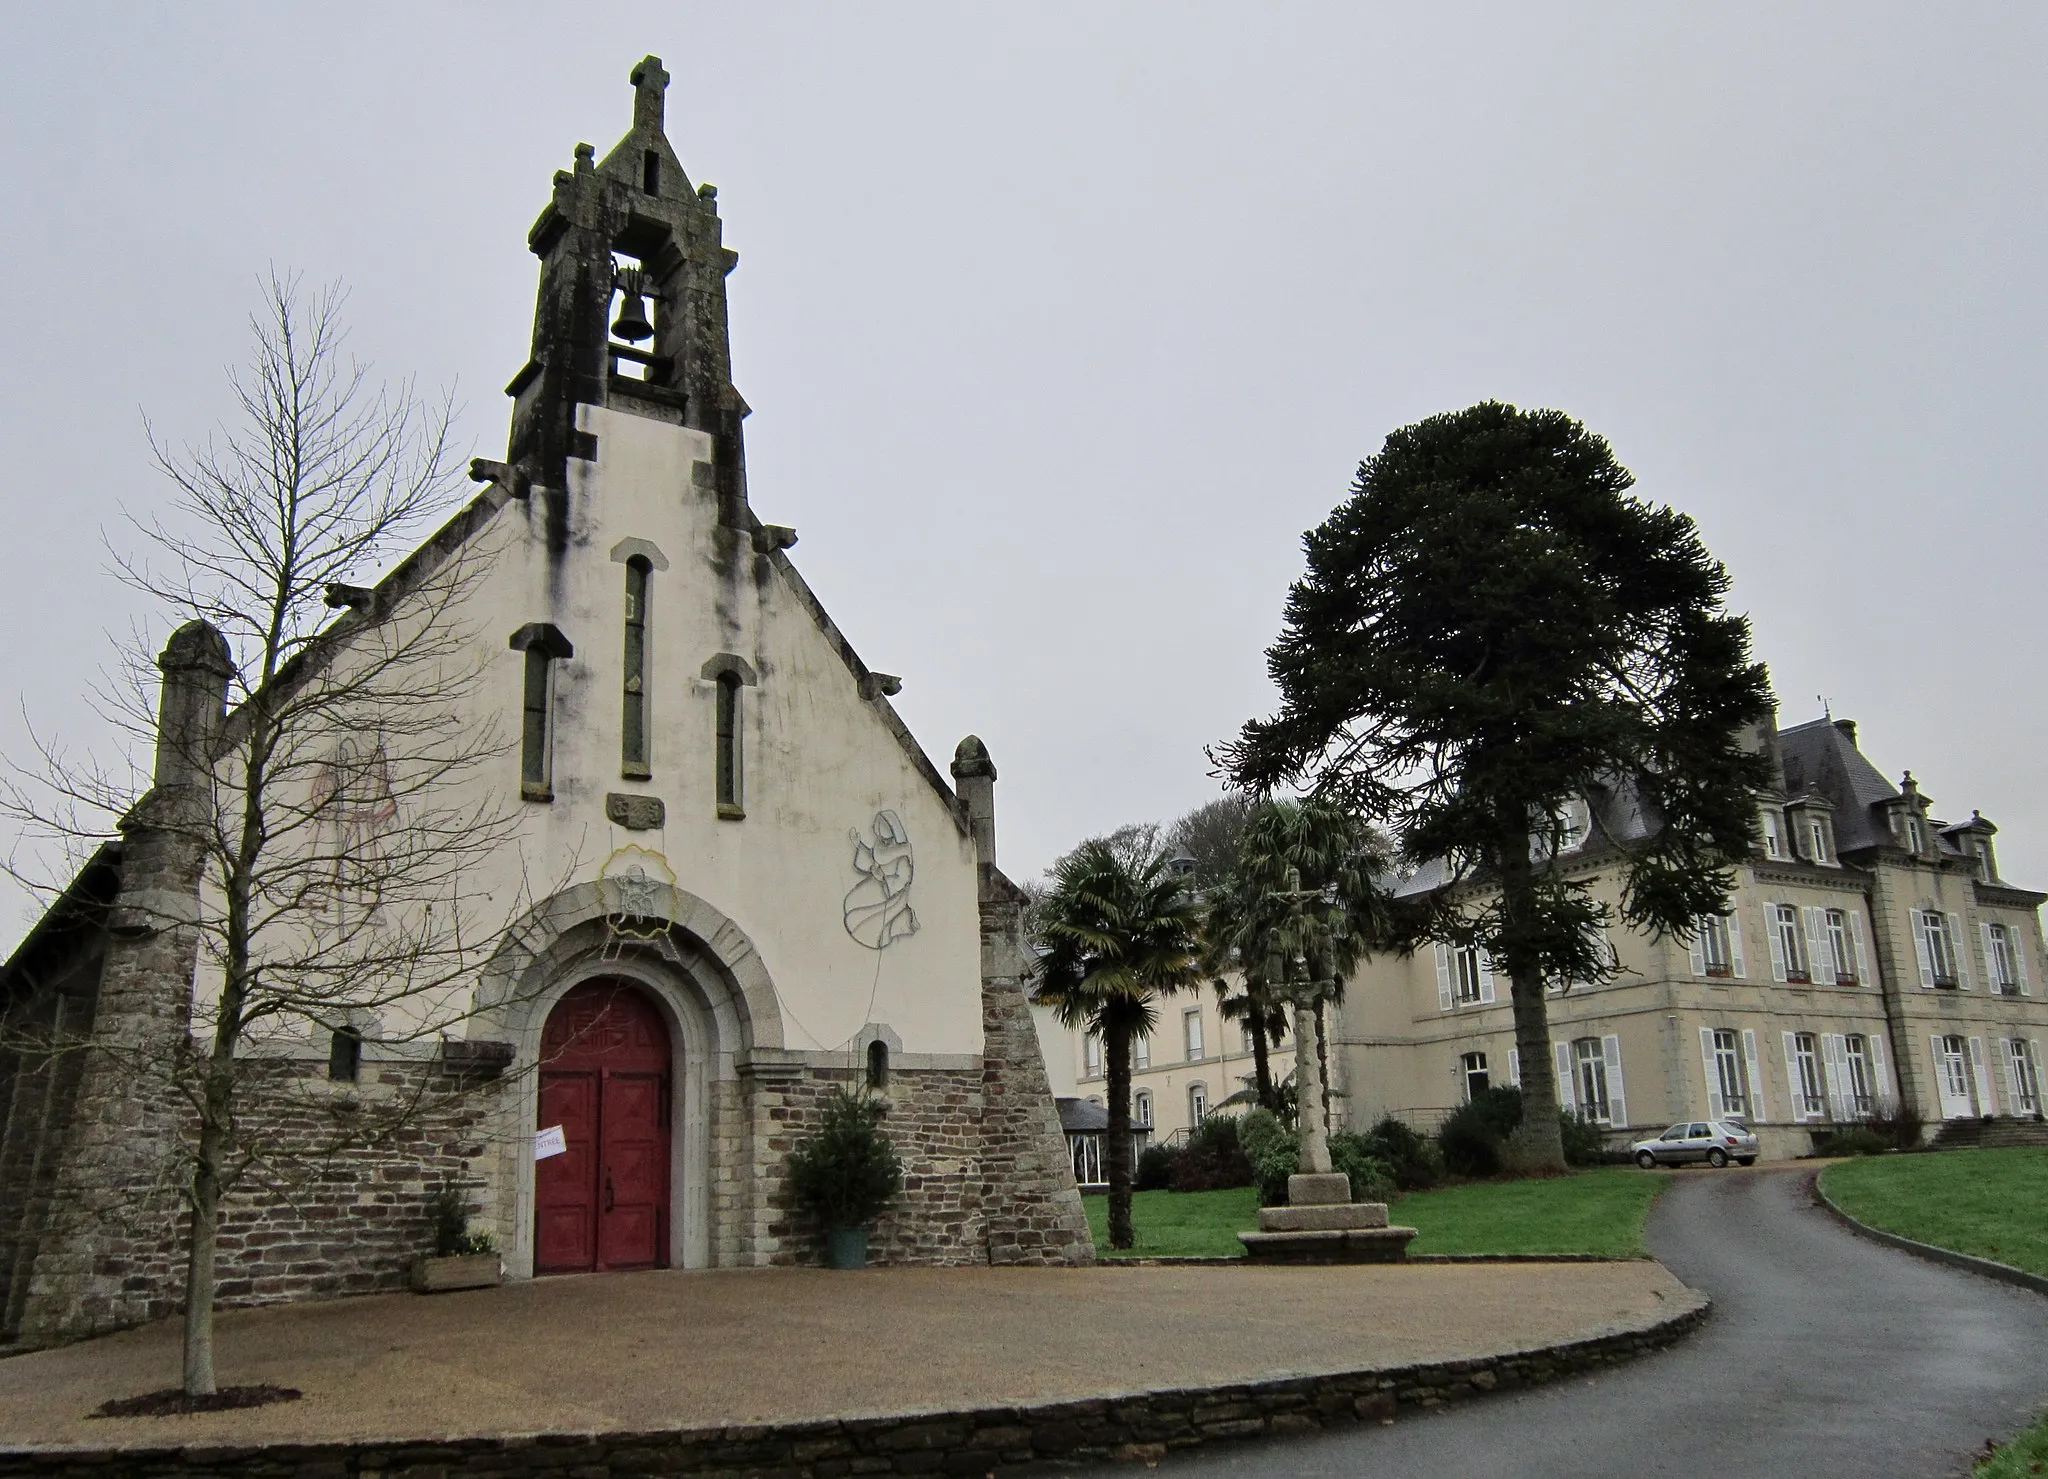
505,56 -> 750,546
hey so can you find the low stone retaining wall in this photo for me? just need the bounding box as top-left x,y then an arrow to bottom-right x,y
0,1293 -> 1709,1477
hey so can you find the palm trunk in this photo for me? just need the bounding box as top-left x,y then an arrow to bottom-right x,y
1104,1024 -> 1135,1250
1248,1007 -> 1274,1111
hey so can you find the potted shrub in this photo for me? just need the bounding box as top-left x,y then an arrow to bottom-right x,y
411,1183 -> 501,1292
785,1087 -> 903,1269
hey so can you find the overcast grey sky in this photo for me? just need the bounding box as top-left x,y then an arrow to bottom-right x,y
3,4 -> 2044,944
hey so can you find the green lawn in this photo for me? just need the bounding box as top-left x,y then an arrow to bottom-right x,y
1083,1187 -> 1259,1258
1978,1411 -> 2048,1478
1398,1167 -> 1664,1258
1082,1168 -> 1665,1260
1820,1147 -> 2048,1280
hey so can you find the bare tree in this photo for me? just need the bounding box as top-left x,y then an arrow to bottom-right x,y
3,275 -> 535,1395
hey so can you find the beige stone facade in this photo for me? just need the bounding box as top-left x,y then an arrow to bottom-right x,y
1047,715 -> 2047,1165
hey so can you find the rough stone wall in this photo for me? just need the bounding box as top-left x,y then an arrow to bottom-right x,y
0,941 -> 104,1342
205,1059 -> 499,1308
738,1066 -> 988,1268
974,866 -> 1096,1266
16,1051 -> 499,1349
16,831 -> 212,1347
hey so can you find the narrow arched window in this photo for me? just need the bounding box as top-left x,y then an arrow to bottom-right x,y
716,671 -> 743,817
329,1026 -> 362,1083
521,647 -> 554,798
866,1039 -> 889,1089
622,557 -> 651,778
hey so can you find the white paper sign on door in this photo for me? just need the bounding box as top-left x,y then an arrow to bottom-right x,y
534,1125 -> 567,1161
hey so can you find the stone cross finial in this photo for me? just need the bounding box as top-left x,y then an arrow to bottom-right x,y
630,54 -> 670,131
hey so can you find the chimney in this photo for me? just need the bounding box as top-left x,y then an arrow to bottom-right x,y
1833,717 -> 1858,747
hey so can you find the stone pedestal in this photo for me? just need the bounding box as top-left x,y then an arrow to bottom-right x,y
1238,1172 -> 1417,1264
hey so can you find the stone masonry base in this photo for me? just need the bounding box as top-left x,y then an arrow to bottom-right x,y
0,1294 -> 1709,1476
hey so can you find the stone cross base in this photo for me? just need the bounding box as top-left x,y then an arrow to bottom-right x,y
1237,1171 -> 1418,1263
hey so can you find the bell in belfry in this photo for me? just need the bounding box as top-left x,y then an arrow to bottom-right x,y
610,267 -> 654,343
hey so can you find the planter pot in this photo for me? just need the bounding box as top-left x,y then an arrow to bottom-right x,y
824,1226 -> 869,1270
411,1252 -> 501,1293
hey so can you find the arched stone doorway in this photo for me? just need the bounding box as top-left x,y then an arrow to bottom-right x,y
535,980 -> 673,1274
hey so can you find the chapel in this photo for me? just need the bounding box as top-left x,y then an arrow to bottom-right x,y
0,57 -> 1091,1348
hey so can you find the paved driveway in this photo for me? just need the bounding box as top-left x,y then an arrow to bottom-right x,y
1102,1166 -> 2048,1479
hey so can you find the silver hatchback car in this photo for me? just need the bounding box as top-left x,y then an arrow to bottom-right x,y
1631,1120 -> 1760,1169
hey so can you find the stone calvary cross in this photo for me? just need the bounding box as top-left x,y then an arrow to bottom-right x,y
1239,867 -> 1419,1264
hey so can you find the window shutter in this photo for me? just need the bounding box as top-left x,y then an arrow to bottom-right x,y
1967,1036 -> 1997,1115
1742,1029 -> 1768,1121
1478,950 -> 1497,1004
1699,1028 -> 1726,1120
1434,945 -> 1454,1011
1766,907 -> 1788,982
1868,1034 -> 1890,1109
1508,1047 -> 1521,1087
1602,1034 -> 1627,1128
2015,931 -> 2032,995
1782,1032 -> 1806,1123
2001,1039 -> 2023,1115
1804,908 -> 1829,980
1980,922 -> 1998,988
1850,911 -> 1869,985
1728,914 -> 1747,979
1553,1041 -> 1576,1113
1821,1034 -> 1849,1121
1947,914 -> 1971,989
1688,922 -> 1706,978
1912,912 -> 1935,988
2031,1040 -> 2044,1106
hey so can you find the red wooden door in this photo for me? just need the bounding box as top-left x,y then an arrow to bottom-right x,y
535,981 -> 671,1274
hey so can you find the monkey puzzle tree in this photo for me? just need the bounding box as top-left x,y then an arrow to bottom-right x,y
1220,402 -> 1774,1171
1031,839 -> 1202,1250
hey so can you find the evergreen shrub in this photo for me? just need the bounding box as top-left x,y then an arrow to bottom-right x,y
1168,1115 -> 1255,1191
785,1088 -> 904,1228
1360,1116 -> 1441,1190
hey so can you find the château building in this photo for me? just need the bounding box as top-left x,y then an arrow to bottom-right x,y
1053,712 -> 2046,1162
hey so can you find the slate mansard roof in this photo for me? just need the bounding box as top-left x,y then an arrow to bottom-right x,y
1777,718 -> 1903,855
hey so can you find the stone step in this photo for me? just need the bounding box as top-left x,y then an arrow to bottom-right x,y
1239,1226 -> 1419,1264
1257,1202 -> 1391,1233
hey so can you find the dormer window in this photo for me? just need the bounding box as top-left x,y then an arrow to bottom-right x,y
1760,810 -> 1786,860
1805,817 -> 1833,866
1558,797 -> 1591,853
1905,816 -> 1924,854
1974,838 -> 1996,881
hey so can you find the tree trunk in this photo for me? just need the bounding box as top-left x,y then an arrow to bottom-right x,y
182,1086 -> 229,1395
1104,1025 -> 1135,1250
1504,968 -> 1567,1172
1249,1006 -> 1274,1111
1497,853 -> 1568,1173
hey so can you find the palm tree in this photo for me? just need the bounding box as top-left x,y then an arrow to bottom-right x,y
1199,862 -> 1291,1113
1033,839 -> 1203,1251
1219,799 -> 1389,1137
